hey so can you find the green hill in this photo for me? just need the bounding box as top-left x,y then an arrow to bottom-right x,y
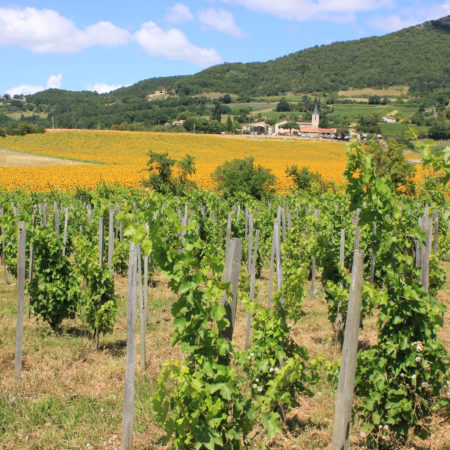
1,16 -> 448,132
108,17 -> 450,99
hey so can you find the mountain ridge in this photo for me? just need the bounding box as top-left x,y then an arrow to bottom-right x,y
101,16 -> 450,100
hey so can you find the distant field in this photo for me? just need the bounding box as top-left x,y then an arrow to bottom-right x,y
0,130 -> 347,192
329,103 -> 417,120
232,102 -> 277,112
379,122 -> 429,137
6,111 -> 48,120
338,86 -> 409,98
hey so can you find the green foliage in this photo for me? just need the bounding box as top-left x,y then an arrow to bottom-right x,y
285,165 -> 327,193
276,98 -> 290,112
364,139 -> 416,193
27,227 -> 81,330
143,150 -> 197,194
73,236 -> 117,345
356,114 -> 381,134
343,138 -> 449,446
212,157 -> 276,200
428,121 -> 450,139
122,203 -> 316,448
240,300 -> 318,422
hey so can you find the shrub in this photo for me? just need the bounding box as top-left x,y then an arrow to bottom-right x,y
28,227 -> 81,330
212,157 -> 276,200
143,150 -> 196,194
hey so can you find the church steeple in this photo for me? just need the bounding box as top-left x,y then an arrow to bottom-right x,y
312,102 -> 319,128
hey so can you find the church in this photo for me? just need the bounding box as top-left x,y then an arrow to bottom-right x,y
274,103 -> 337,138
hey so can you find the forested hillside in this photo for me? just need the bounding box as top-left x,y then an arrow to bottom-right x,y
108,17 -> 450,98
0,17 -> 448,132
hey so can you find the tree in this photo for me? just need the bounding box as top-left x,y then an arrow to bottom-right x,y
276,98 -> 290,112
212,157 -> 276,200
222,94 -> 232,104
428,121 -> 450,139
365,139 -> 416,193
356,114 -> 381,134
143,150 -> 196,194
280,122 -> 299,133
285,165 -> 329,192
211,100 -> 222,123
226,115 -> 234,133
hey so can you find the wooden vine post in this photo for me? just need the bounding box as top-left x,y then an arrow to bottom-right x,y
220,238 -> 242,341
311,208 -> 318,299
99,217 -> 104,268
108,208 -> 115,273
267,220 -> 276,308
245,229 -> 260,350
121,243 -> 138,450
331,250 -> 365,450
15,221 -> 26,380
1,208 -> 8,285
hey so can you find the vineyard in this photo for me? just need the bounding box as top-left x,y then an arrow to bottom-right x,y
0,139 -> 449,449
0,131 -> 348,192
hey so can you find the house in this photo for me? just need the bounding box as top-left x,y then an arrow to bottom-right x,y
298,127 -> 337,138
382,116 -> 396,123
242,122 -> 274,135
172,120 -> 185,127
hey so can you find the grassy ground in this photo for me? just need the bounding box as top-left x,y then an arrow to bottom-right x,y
329,103 -> 417,120
0,260 -> 448,449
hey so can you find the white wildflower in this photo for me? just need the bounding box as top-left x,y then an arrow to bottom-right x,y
257,387 -> 263,392
415,356 -> 421,363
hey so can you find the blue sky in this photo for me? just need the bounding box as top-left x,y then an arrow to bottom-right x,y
1,0 -> 449,95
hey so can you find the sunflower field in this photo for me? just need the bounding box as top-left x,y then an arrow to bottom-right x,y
0,131 -> 347,192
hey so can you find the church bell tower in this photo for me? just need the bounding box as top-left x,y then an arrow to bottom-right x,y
312,103 -> 319,128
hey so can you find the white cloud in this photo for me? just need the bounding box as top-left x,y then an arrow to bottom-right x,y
166,3 -> 194,23
368,2 -> 450,32
5,74 -> 63,96
134,21 -> 222,67
223,0 -> 392,22
46,73 -> 63,89
5,84 -> 44,96
198,8 -> 246,37
85,82 -> 124,94
0,7 -> 130,53
368,15 -> 417,32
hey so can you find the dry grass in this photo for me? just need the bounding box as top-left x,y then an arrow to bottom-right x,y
0,148 -> 89,167
338,86 -> 409,98
0,261 -> 448,449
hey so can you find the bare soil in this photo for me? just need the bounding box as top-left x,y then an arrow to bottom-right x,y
0,148 -> 88,167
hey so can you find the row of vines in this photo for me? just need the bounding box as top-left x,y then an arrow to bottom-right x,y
1,139 -> 449,448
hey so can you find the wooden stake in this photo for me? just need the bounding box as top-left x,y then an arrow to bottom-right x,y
220,238 -> 242,342
99,217 -> 104,268
331,250 -> 365,450
267,222 -> 276,308
433,210 -> 438,255
137,244 -> 146,370
369,222 -> 376,283
108,208 -> 114,273
245,229 -> 260,350
54,202 -> 60,238
121,243 -> 137,450
15,221 -> 26,380
247,214 -> 254,272
62,208 -> 69,256
421,218 -> 432,292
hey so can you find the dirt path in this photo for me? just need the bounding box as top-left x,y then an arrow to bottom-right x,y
0,148 -> 88,167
